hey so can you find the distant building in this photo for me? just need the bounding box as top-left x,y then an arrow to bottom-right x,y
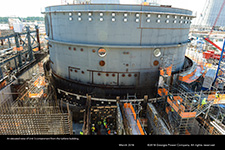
0,24 -> 9,30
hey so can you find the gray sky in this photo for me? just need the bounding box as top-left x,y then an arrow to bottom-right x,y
0,0 -> 206,17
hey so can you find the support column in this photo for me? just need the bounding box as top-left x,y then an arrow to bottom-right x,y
14,33 -> 22,67
0,66 -> 3,80
26,26 -> 34,61
35,25 -> 41,51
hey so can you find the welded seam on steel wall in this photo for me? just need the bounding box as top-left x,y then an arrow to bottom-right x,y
47,38 -> 188,49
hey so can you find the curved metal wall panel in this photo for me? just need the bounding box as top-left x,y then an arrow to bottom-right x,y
44,4 -> 194,98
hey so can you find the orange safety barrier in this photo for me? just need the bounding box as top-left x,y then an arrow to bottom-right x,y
179,64 -> 206,84
123,103 -> 145,135
0,80 -> 6,89
158,88 -> 168,96
166,65 -> 172,77
179,68 -> 196,82
130,105 -> 136,120
167,97 -> 179,112
124,103 -> 136,120
160,68 -> 164,76
13,46 -> 23,51
173,96 -> 183,103
180,112 -> 196,118
160,65 -> 172,77
28,89 -> 44,98
33,47 -> 39,51
207,94 -> 216,101
212,94 -> 225,104
167,97 -> 196,118
33,76 -> 46,87
123,103 -> 129,108
165,106 -> 171,114
185,129 -> 191,135
136,119 -> 145,135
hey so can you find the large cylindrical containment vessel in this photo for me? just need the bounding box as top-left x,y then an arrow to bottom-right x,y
43,4 -> 194,107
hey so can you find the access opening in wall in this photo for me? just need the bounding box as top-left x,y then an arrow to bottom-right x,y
98,47 -> 107,57
153,48 -> 161,57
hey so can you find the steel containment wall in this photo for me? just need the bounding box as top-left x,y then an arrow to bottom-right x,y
43,4 -> 194,102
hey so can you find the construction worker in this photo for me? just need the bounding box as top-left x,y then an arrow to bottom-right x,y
97,120 -> 102,128
79,131 -> 83,135
168,93 -> 174,101
171,108 -> 174,112
107,127 -> 111,135
216,92 -> 220,99
215,91 -> 220,104
103,119 -> 107,128
201,98 -> 207,108
91,124 -> 95,134
98,120 -> 102,126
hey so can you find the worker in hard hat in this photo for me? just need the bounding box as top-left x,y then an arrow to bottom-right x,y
168,93 -> 174,101
97,120 -> 102,129
80,131 -> 83,135
171,108 -> 174,112
216,92 -> 220,99
98,120 -> 102,126
214,91 -> 221,104
107,127 -> 111,135
201,98 -> 207,108
91,124 -> 96,135
103,119 -> 108,129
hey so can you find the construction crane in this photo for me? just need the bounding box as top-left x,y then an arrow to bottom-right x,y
200,0 -> 225,84
203,0 -> 225,52
203,0 -> 225,48
204,0 -> 225,51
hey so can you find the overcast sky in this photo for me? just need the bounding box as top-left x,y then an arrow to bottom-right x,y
0,0 -> 206,17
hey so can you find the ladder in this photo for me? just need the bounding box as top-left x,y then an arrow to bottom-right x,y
126,93 -> 142,119
126,93 -> 137,101
178,117 -> 195,135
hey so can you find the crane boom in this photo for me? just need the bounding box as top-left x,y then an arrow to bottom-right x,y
208,0 -> 225,37
204,37 -> 222,51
